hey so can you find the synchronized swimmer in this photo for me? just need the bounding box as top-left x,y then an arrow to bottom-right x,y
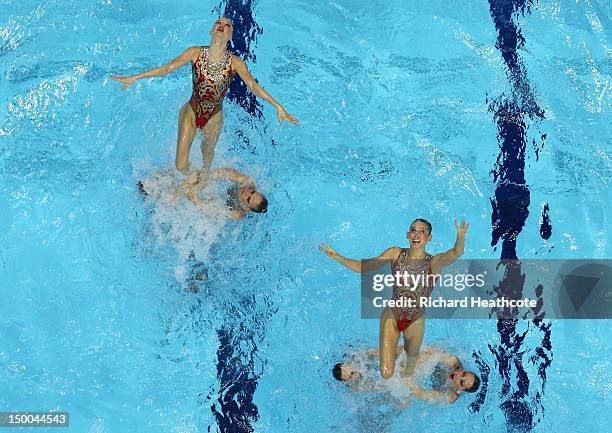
139,166 -> 267,221
320,219 -> 468,379
112,16 -> 298,197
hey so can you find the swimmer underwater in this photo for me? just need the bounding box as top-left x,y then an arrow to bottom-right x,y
333,346 -> 480,405
139,166 -> 267,221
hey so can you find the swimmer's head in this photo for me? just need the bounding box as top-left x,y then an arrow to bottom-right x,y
449,370 -> 480,393
240,186 -> 268,214
332,363 -> 361,382
407,218 -> 432,248
211,17 -> 233,41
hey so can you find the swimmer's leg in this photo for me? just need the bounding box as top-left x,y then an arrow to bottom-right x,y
199,109 -> 223,181
379,307 -> 401,379
401,315 -> 425,378
175,102 -> 198,177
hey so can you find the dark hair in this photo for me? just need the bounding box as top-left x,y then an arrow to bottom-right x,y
412,218 -> 432,234
332,363 -> 344,381
251,195 -> 268,214
465,373 -> 480,393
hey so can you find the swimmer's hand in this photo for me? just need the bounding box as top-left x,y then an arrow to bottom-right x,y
454,219 -> 469,238
319,242 -> 339,259
111,75 -> 137,90
277,108 -> 299,127
180,180 -> 203,206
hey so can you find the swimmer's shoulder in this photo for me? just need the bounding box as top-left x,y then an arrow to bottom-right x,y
230,209 -> 246,221
381,246 -> 402,260
230,53 -> 247,71
185,46 -> 203,63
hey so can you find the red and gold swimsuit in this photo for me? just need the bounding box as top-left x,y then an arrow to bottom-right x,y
189,46 -> 233,128
391,250 -> 434,331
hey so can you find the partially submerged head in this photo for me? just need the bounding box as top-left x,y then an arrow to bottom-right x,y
240,186 -> 268,214
406,218 -> 433,249
332,363 -> 361,382
210,17 -> 233,43
449,369 -> 480,393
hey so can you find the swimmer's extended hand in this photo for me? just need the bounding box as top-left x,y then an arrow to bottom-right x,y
454,219 -> 469,238
111,75 -> 137,90
319,242 -> 339,259
277,108 -> 299,127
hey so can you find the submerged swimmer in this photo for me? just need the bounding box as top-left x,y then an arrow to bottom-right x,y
334,346 -> 480,405
407,347 -> 480,404
184,167 -> 268,220
112,17 -> 298,184
138,167 -> 267,220
320,219 -> 469,379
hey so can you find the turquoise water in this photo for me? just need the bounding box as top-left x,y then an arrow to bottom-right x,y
1,0 -> 610,432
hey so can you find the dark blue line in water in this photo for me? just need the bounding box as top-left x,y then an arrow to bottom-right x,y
205,2 -> 263,432
211,328 -> 261,433
486,0 -> 553,430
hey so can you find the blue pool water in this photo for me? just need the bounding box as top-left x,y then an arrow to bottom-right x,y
1,0 -> 610,432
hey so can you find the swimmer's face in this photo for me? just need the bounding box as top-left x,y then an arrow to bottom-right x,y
211,18 -> 233,41
340,364 -> 361,381
240,187 -> 266,212
449,370 -> 475,392
406,220 -> 432,248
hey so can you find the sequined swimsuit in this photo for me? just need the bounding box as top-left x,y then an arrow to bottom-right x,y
391,249 -> 434,331
189,46 -> 233,128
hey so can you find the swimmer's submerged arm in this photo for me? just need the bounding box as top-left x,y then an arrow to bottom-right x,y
180,182 -> 209,207
410,386 -> 456,404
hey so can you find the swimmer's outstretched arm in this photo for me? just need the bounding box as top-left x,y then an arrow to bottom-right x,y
232,57 -> 299,127
431,220 -> 469,273
111,47 -> 200,90
409,383 -> 460,405
319,244 -> 400,273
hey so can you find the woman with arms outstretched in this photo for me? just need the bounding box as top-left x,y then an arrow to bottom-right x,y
112,17 -> 298,185
320,219 -> 469,379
